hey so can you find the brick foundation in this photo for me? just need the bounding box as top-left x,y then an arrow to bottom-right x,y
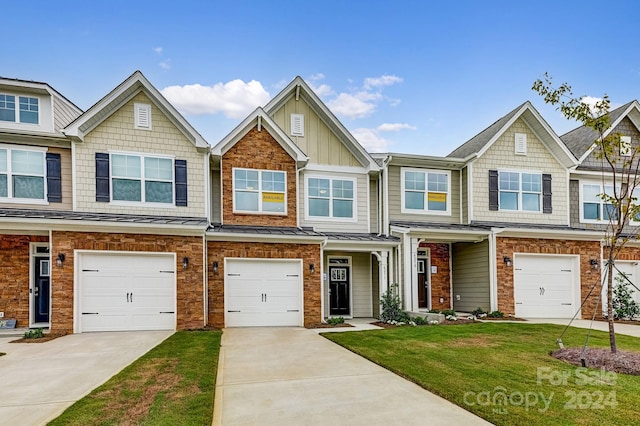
51,231 -> 205,333
207,241 -> 321,328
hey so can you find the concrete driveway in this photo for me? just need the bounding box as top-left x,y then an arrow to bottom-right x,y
213,327 -> 490,425
0,330 -> 172,425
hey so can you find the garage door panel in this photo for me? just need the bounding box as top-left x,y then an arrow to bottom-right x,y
79,253 -> 176,332
225,259 -> 302,327
514,255 -> 578,319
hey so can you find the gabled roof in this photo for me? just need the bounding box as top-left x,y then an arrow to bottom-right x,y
448,101 -> 578,168
263,76 -> 380,173
211,107 -> 309,167
560,100 -> 640,162
63,71 -> 208,149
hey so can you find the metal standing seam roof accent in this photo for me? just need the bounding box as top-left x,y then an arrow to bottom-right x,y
390,221 -> 493,232
321,232 -> 400,242
208,224 -> 324,237
0,209 -> 209,226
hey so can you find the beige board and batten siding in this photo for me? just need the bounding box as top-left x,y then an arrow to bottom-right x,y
325,252 -> 372,317
299,170 -> 369,233
387,165 -> 461,224
461,166 -> 468,224
0,146 -> 72,211
452,240 -> 490,312
211,170 -> 221,223
471,117 -> 568,224
371,254 -> 380,317
270,96 -> 361,167
369,177 -> 378,233
74,93 -> 206,217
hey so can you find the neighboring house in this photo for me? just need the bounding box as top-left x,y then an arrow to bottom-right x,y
207,77 -> 398,328
0,71 -> 211,334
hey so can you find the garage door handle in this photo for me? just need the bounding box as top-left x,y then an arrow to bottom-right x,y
227,310 -> 241,313
82,269 -> 99,272
159,270 -> 174,274
560,303 -> 572,305
159,311 -> 175,314
228,273 -> 241,276
82,312 -> 99,315
126,292 -> 130,303
287,310 -> 299,312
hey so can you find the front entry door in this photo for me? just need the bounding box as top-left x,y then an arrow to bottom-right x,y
34,257 -> 50,323
417,259 -> 429,309
329,265 -> 350,316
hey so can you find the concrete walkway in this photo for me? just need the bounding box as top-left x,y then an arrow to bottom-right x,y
523,318 -> 640,337
0,330 -> 172,425
213,327 -> 490,425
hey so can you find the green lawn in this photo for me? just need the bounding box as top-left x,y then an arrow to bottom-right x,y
49,330 -> 221,426
324,323 -> 640,426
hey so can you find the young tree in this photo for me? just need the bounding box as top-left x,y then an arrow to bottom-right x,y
533,73 -> 640,353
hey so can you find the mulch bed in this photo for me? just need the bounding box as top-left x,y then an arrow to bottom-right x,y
309,323 -> 354,329
372,318 -> 478,328
480,316 -> 527,321
10,333 -> 67,343
552,347 -> 640,375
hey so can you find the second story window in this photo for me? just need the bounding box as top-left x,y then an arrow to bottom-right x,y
402,168 -> 450,214
499,171 -> 541,212
581,183 -> 616,222
233,168 -> 286,214
0,94 -> 39,124
111,154 -> 174,204
0,147 -> 45,200
307,177 -> 355,219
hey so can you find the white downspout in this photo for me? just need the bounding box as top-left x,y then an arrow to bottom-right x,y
489,228 -> 506,312
320,238 -> 328,321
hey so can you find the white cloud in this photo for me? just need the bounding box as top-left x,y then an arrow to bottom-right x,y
327,93 -> 377,118
308,73 -> 325,82
159,60 -> 171,70
152,46 -> 163,54
377,123 -> 416,132
363,75 -> 403,89
351,128 -> 391,153
161,80 -> 271,119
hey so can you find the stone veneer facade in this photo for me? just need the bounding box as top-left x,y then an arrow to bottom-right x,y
207,241 -> 321,328
50,231 -> 205,333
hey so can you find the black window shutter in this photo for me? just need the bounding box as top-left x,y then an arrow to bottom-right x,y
175,159 -> 187,206
542,173 -> 552,214
95,153 -> 110,202
46,153 -> 62,203
489,169 -> 499,211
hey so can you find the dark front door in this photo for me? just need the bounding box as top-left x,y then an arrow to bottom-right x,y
34,257 -> 50,323
329,266 -> 350,315
417,259 -> 429,309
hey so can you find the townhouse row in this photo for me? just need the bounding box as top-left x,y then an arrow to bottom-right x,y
0,71 -> 638,333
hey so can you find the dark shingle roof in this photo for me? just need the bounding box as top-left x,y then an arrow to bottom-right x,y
560,101 -> 635,158
448,102 -> 527,158
322,232 -> 400,242
0,209 -> 208,226
208,224 -> 324,237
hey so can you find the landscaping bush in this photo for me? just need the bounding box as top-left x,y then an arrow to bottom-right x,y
613,274 -> 640,320
23,328 -> 44,339
440,309 -> 456,317
412,316 -> 427,326
326,316 -> 345,326
380,285 -> 410,323
487,310 -> 504,318
471,307 -> 487,316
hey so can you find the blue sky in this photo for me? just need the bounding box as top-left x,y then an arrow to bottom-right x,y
4,1 -> 640,156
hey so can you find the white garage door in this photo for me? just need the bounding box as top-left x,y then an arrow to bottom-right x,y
79,252 -> 176,332
225,259 -> 302,327
513,255 -> 578,318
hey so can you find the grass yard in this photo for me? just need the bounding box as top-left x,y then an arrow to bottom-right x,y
49,330 -> 221,426
324,323 -> 640,426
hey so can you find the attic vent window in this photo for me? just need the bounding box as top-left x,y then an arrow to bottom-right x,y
515,133 -> 527,155
291,114 -> 304,137
135,103 -> 152,130
620,135 -> 631,156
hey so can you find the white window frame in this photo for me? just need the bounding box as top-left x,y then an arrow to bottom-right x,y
304,175 -> 357,222
232,167 -> 287,215
134,103 -> 152,130
109,151 -> 175,207
400,168 -> 451,216
0,93 -> 39,125
498,170 -> 542,213
0,144 -> 48,204
580,181 -> 621,224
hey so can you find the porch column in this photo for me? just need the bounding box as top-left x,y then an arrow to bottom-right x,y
379,250 -> 389,300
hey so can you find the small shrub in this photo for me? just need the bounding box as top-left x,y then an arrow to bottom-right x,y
428,309 -> 440,314
488,310 -> 504,318
412,316 -> 427,326
612,274 -> 640,320
471,307 -> 487,317
440,309 -> 456,317
380,284 -> 410,323
326,316 -> 345,326
24,328 -> 44,339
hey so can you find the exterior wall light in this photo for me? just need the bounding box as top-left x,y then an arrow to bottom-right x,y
56,253 -> 66,267
309,263 -> 315,274
182,256 -> 189,270
503,256 -> 512,267
213,261 -> 219,274
590,259 -> 599,270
